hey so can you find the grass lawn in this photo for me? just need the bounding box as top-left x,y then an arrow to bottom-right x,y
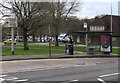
2,48 -> 64,56
4,45 -> 65,50
112,48 -> 120,54
1,44 -> 120,56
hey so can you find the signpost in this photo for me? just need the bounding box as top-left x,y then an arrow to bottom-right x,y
84,22 -> 88,54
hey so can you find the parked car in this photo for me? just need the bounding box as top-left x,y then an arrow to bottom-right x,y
16,36 -> 23,42
4,39 -> 16,45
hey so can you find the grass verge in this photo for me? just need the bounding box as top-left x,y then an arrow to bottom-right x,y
1,44 -> 120,56
1,48 -> 64,56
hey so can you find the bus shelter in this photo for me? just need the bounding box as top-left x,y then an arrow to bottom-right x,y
73,31 -> 112,55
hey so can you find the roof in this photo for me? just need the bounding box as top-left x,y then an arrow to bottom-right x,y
73,31 -> 112,35
88,15 -> 120,37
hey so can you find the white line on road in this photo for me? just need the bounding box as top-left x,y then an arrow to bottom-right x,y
97,78 -> 106,83
4,77 -> 18,81
15,79 -> 28,82
0,75 -> 7,77
0,78 -> 5,83
99,73 -> 120,78
0,75 -> 28,82
71,80 -> 79,82
97,73 -> 120,83
0,75 -> 7,82
61,80 -> 79,83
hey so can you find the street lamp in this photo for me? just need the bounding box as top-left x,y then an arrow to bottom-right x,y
110,0 -> 113,34
11,14 -> 17,55
110,0 -> 113,53
2,14 -> 17,55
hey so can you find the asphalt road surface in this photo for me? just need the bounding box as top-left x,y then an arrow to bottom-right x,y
1,58 -> 119,83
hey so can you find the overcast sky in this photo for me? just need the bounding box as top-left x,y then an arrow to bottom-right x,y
76,0 -> 120,19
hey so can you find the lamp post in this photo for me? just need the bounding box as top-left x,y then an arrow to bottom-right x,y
11,23 -> 14,55
0,14 -> 16,55
110,0 -> 113,53
111,0 -> 113,34
8,15 -> 15,55
6,14 -> 17,55
11,13 -> 17,55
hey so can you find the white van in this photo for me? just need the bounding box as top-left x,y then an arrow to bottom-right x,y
58,34 -> 69,42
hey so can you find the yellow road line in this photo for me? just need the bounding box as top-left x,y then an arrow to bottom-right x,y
0,58 -> 118,63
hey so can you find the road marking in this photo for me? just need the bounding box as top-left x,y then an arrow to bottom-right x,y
4,76 -> 18,80
61,80 -> 79,83
0,78 -> 5,83
0,75 -> 7,82
15,79 -> 28,82
99,73 -> 120,78
1,58 -> 115,63
71,80 -> 79,82
0,75 -> 28,82
0,75 -> 7,77
97,73 -> 120,83
97,78 -> 106,83
0,59 -> 75,63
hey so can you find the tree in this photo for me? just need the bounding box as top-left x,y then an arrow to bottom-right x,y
1,0 -> 82,48
49,0 -> 82,46
1,1 -> 51,50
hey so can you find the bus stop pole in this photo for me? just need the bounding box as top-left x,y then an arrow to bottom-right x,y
84,22 -> 88,54
86,33 -> 88,54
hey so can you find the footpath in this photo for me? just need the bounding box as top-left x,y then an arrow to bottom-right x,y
1,52 -> 119,61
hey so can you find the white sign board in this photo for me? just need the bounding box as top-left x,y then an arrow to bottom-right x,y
84,22 -> 87,28
101,46 -> 111,52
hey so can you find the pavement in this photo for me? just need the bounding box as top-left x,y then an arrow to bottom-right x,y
1,52 -> 120,61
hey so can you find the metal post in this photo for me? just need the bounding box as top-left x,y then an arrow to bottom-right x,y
11,27 -> 14,55
49,25 -> 51,57
111,0 -> 113,34
84,22 -> 88,54
86,33 -> 88,54
110,0 -> 113,53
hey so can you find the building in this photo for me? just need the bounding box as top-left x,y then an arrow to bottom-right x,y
118,1 -> 120,16
75,15 -> 120,45
74,15 -> 120,54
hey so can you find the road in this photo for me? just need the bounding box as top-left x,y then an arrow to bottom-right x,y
1,58 -> 119,83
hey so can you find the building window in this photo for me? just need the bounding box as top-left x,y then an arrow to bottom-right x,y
90,26 -> 105,31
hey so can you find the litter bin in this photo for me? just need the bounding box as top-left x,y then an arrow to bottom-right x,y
88,48 -> 94,55
65,44 -> 74,55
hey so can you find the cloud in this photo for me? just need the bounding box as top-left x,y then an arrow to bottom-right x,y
84,0 -> 119,3
76,0 -> 119,19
